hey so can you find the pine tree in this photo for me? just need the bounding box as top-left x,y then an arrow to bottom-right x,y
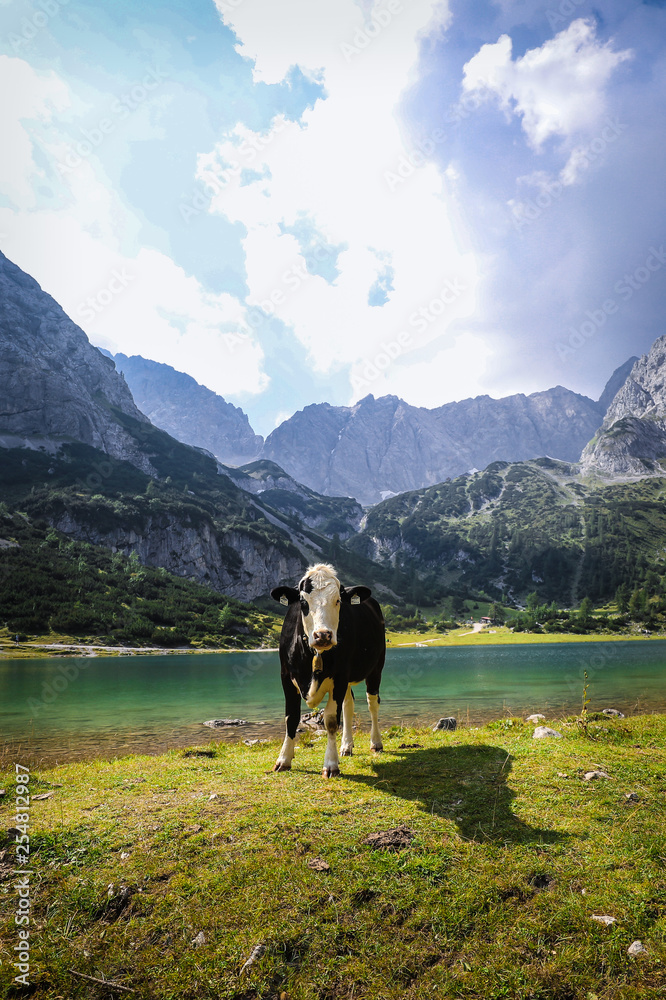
578,596 -> 593,624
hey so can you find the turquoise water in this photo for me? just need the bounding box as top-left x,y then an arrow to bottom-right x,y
1,641 -> 665,762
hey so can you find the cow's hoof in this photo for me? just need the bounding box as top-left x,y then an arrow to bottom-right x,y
340,746 -> 353,757
322,766 -> 340,778
370,744 -> 384,753
273,762 -> 292,772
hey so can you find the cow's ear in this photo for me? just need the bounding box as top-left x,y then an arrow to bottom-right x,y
271,586 -> 300,606
340,585 -> 371,605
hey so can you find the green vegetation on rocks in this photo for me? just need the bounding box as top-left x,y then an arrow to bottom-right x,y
0,506 -> 279,648
355,460 -> 666,609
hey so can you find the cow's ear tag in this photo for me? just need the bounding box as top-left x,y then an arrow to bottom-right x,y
280,595 -> 289,606
351,594 -> 361,605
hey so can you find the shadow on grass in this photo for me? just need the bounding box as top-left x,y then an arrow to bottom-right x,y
341,744 -> 566,845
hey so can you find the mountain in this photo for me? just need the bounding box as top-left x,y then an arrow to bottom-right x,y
222,459 -> 363,539
597,356 -> 639,414
350,457 -> 666,607
582,336 -> 666,478
0,252 -> 312,600
103,344 -> 636,507
109,352 -> 263,466
0,252 -> 153,474
262,388 -> 605,505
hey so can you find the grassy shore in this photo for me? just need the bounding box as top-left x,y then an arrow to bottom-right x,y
386,625 -> 663,648
1,714 -> 665,999
1,625 -> 662,659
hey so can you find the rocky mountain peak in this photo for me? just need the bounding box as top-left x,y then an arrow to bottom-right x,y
581,336 -> 666,478
109,352 -> 263,466
597,356 -> 640,414
0,252 -> 153,473
263,384 -> 605,505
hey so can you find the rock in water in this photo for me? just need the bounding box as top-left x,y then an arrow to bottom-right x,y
202,719 -> 248,727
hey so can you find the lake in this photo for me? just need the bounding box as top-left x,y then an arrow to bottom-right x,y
1,640 -> 665,763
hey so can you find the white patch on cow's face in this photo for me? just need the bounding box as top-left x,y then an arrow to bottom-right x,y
299,563 -> 341,651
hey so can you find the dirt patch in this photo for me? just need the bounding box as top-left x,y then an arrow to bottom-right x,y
362,825 -> 415,851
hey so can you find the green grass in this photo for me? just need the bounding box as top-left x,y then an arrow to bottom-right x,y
386,626 -> 663,647
2,715 -> 666,998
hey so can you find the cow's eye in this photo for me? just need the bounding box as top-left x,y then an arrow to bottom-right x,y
300,597 -> 309,614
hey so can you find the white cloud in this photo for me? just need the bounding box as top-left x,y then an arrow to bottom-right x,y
0,56 -> 268,400
462,18 -> 632,150
0,55 -> 70,207
350,331 -> 496,408
206,0 -> 479,398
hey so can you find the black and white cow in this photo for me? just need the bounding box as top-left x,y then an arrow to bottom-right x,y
271,563 -> 385,778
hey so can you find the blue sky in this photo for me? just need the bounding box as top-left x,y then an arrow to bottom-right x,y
1,0 -> 665,436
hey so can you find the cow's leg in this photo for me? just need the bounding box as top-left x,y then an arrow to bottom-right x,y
274,676 -> 301,772
322,691 -> 340,778
340,686 -> 355,757
322,678 -> 347,778
366,667 -> 383,752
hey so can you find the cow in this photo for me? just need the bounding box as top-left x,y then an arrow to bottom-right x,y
270,563 -> 385,778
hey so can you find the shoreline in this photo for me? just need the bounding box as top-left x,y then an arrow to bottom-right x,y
0,628 -> 663,658
3,705 -> 665,769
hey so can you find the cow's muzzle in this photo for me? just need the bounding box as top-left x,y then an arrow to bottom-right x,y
312,629 -> 334,651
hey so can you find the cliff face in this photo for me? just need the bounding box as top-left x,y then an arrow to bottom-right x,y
597,356 -> 639,414
0,252 -> 309,600
581,336 -> 666,477
0,252 -> 154,473
49,509 -> 303,601
110,353 -> 263,466
262,388 -> 604,505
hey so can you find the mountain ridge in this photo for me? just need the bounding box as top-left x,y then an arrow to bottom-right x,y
106,346 -> 637,506
582,335 -> 666,478
262,385 -> 606,504
109,352 -> 263,466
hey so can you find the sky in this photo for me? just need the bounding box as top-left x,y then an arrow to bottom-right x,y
1,0 -> 665,437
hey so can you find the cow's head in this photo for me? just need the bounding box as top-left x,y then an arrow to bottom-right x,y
271,563 -> 371,653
